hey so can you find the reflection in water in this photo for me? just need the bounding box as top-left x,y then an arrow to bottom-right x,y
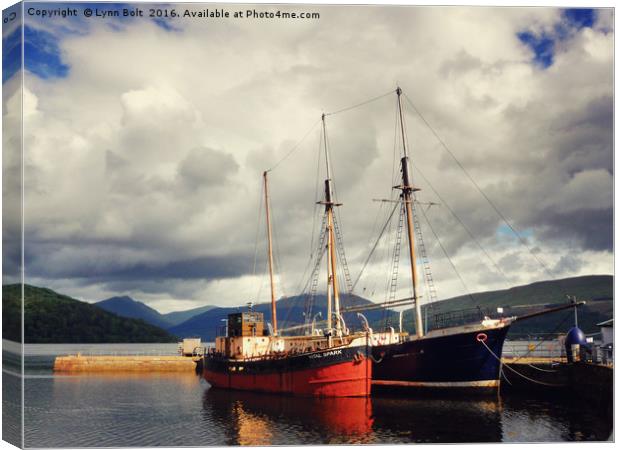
499,393 -> 613,442
234,402 -> 273,446
370,394 -> 503,443
25,372 -> 222,448
22,367 -> 612,447
52,371 -> 200,387
203,389 -> 375,445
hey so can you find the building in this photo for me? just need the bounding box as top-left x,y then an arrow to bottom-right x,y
596,319 -> 613,346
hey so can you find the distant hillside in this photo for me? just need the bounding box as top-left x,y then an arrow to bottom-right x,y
2,285 -> 178,343
170,275 -> 612,340
413,275 -> 613,336
168,294 -> 389,341
163,305 -> 217,327
4,275 -> 610,343
96,296 -> 172,329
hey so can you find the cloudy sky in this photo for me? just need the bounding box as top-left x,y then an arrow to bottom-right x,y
2,3 -> 613,313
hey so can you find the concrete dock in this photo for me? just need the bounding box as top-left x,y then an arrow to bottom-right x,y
54,354 -> 200,373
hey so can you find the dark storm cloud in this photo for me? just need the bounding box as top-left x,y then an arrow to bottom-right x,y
25,247 -> 254,281
537,208 -> 613,252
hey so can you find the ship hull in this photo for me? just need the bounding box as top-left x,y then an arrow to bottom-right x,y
203,344 -> 371,397
371,325 -> 510,393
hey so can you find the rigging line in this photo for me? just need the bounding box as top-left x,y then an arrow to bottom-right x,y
300,220 -> 328,294
411,163 -> 510,283
294,253 -> 314,295
365,200 -> 385,263
325,89 -> 395,117
417,201 -> 478,306
509,309 -> 573,363
255,242 -> 268,304
270,204 -> 288,300
391,97 -> 401,191
402,92 -> 555,280
309,128 -> 323,256
358,200 -> 390,292
295,130 -> 324,296
251,176 -> 265,278
268,118 -> 321,172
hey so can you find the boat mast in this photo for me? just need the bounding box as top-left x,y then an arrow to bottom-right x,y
263,171 -> 278,336
395,87 -> 424,338
320,114 -> 342,334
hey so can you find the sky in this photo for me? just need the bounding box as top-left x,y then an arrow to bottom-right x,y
2,3 -> 614,313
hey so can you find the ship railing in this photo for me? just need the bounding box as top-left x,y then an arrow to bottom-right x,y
427,307 -> 496,330
502,337 -> 566,362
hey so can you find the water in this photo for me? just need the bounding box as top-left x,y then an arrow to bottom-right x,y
4,343 -> 613,446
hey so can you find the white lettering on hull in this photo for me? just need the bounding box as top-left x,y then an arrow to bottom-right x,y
308,349 -> 343,359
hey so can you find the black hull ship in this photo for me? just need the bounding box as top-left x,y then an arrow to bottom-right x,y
204,87 -> 585,396
371,323 -> 510,391
337,88 -> 581,393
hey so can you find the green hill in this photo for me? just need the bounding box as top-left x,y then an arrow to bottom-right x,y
2,285 -> 178,343
409,275 -> 613,337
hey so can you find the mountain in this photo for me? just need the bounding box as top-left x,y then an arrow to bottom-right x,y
163,305 -> 217,327
95,296 -> 217,328
168,294 -> 385,341
96,296 -> 172,329
170,275 -> 612,341
2,285 -> 178,343
4,275 -> 610,343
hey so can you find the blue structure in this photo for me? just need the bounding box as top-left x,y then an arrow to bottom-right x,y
565,326 -> 587,363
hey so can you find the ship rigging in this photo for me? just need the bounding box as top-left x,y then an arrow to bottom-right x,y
253,86 -> 585,391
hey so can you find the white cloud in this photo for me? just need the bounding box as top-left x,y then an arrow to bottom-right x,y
11,5 -> 613,311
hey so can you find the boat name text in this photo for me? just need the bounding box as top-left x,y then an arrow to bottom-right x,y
308,349 -> 343,359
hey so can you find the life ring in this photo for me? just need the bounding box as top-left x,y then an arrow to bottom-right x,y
476,333 -> 488,343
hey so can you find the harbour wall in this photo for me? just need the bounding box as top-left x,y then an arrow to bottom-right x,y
54,354 -> 200,373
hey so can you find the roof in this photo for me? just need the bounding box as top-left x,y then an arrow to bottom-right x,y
596,319 -> 613,327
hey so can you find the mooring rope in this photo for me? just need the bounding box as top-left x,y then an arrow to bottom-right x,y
480,340 -> 567,388
525,363 -> 558,373
500,367 -> 512,386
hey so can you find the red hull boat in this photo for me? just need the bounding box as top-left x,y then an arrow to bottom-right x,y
203,340 -> 371,397
202,164 -> 371,397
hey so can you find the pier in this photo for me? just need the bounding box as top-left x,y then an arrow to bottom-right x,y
54,354 -> 201,373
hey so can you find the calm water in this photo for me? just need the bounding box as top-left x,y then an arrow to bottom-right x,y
4,343 -> 613,446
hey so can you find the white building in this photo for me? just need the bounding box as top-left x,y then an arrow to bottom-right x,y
596,319 -> 613,346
